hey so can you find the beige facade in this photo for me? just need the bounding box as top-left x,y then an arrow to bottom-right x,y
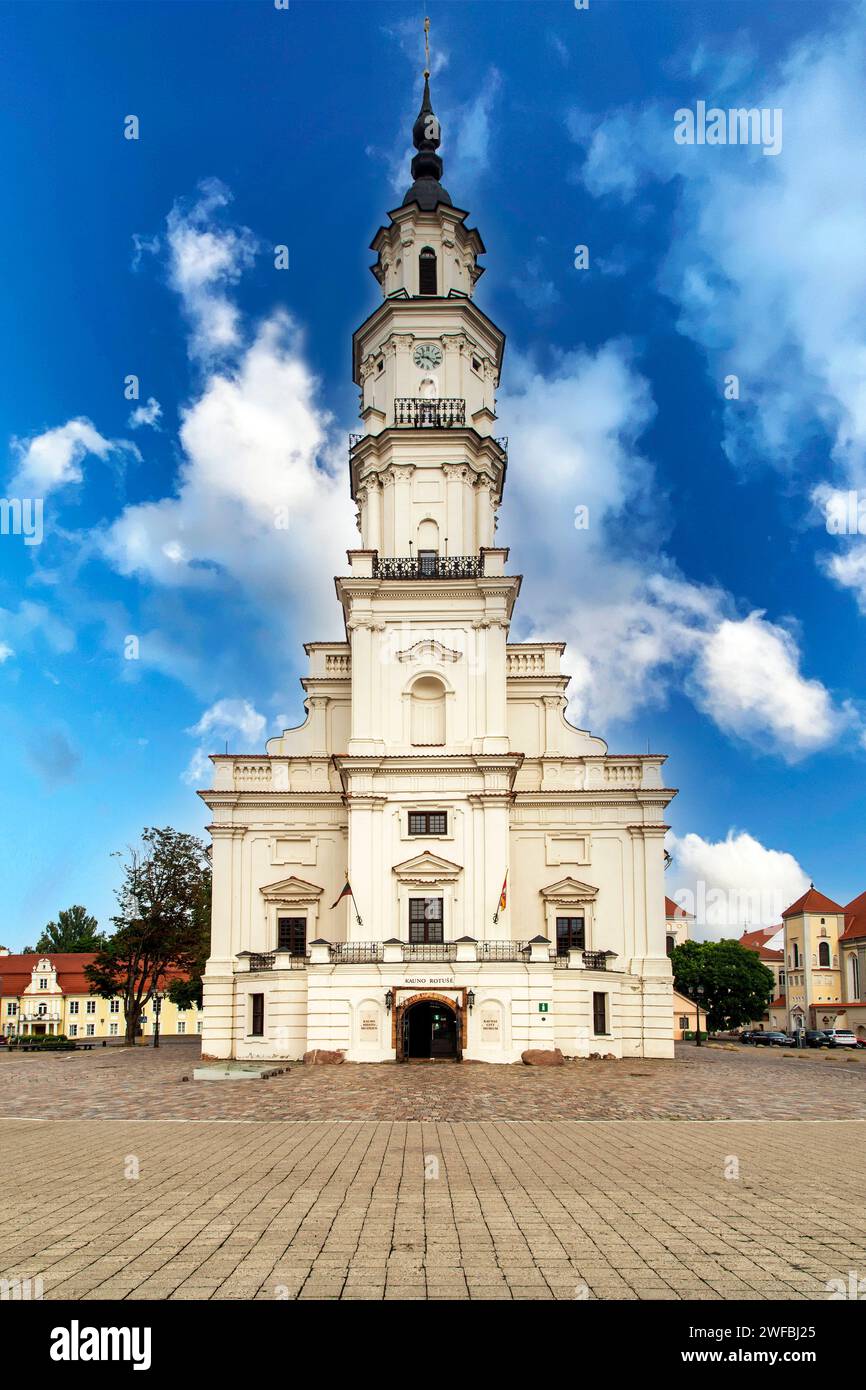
782,886 -> 866,1039
200,75 -> 677,1065
0,951 -> 201,1040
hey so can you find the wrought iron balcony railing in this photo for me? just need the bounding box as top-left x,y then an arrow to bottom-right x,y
329,943 -> 383,964
403,943 -> 458,962
374,554 -> 482,580
394,397 -> 465,428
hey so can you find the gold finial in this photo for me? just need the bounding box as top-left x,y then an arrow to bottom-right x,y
424,16 -> 430,79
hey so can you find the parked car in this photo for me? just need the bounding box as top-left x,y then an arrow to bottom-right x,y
753,1031 -> 793,1047
739,1030 -> 760,1044
803,1030 -> 829,1048
822,1029 -> 858,1048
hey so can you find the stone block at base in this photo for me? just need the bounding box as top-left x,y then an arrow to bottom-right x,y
521,1049 -> 564,1066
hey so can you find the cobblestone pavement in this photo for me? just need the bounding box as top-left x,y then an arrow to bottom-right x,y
2,1045 -> 864,1300
0,1040 -> 864,1122
1,1116 -> 864,1301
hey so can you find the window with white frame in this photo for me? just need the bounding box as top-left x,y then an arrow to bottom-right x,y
177,1021 -> 186,1034
85,1023 -> 95,1036
39,977 -> 47,989
85,999 -> 96,1014
6,1002 -> 16,1016
69,1000 -> 79,1014
110,999 -> 120,1014
109,1023 -> 118,1036
68,1025 -> 78,1037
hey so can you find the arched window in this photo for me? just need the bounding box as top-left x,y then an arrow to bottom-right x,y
419,246 -> 437,295
850,955 -> 860,1000
818,940 -> 831,968
410,675 -> 446,746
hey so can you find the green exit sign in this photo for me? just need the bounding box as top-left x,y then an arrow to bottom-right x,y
538,1002 -> 549,1013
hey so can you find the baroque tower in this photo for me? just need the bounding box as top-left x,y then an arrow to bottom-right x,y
200,68 -> 677,1064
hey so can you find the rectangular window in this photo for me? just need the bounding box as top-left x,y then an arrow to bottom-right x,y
85,1023 -> 95,1037
6,1002 -> 16,1016
408,811 -> 447,836
69,1000 -> 79,1014
85,999 -> 96,1015
110,999 -> 120,1014
277,917 -> 306,956
679,1016 -> 689,1030
68,1025 -> 78,1037
177,1021 -> 186,1035
592,991 -> 608,1036
197,1021 -> 203,1034
250,993 -> 265,1037
109,1023 -> 118,1036
556,916 -> 585,955
39,978 -> 47,989
417,550 -> 438,577
409,897 -> 444,944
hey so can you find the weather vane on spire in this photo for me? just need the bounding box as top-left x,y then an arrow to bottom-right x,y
424,16 -> 430,78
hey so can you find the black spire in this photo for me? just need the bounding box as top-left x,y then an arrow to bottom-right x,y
402,53 -> 452,211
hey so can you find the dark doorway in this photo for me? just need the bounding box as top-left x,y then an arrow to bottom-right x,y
403,1000 -> 459,1060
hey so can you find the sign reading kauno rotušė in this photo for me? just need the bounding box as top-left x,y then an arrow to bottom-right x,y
402,977 -> 455,988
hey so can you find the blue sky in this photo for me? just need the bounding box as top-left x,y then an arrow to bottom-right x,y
2,0 -> 865,947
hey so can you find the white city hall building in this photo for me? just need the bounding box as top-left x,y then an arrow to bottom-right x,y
200,77 -> 676,1065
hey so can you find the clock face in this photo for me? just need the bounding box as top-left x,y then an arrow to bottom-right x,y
413,342 -> 443,370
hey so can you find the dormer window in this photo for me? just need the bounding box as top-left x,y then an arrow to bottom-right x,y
39,978 -> 47,989
419,247 -> 437,295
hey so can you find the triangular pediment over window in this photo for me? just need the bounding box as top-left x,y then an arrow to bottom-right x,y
260,876 -> 324,904
392,852 -> 462,885
540,877 -> 598,903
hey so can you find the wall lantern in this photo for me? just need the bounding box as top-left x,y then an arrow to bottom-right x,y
385,990 -> 393,1014
467,990 -> 475,1013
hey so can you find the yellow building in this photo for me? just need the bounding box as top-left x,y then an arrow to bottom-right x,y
782,887 -> 846,1033
0,950 -> 201,1041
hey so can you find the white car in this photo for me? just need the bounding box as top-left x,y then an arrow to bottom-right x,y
822,1029 -> 858,1048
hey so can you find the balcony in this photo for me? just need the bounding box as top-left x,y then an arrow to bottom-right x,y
374,554 -> 482,580
394,397 -> 465,428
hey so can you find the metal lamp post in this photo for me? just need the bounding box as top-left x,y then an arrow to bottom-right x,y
151,991 -> 164,1049
695,984 -> 705,1046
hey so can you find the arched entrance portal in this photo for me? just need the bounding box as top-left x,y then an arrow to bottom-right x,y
398,995 -> 462,1061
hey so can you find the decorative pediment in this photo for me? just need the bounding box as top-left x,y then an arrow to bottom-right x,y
260,876 -> 324,905
392,852 -> 463,886
396,639 -> 462,664
540,876 -> 599,905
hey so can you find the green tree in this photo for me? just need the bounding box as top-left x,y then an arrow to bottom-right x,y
31,905 -> 105,954
671,938 -> 775,1034
166,874 -> 211,1011
86,827 -> 211,1045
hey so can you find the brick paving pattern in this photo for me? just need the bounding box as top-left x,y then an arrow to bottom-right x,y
1,1039 -> 865,1122
1,1043 -> 864,1300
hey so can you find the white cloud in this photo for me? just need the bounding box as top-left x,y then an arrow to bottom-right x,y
183,698 -> 270,784
128,397 -> 162,430
0,642 -> 13,663
9,418 -> 139,496
690,612 -> 849,759
569,7 -> 866,490
164,179 -> 257,361
499,344 -> 853,755
667,828 -> 810,936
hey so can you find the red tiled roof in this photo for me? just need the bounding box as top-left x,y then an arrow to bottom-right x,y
737,928 -> 783,961
0,953 -> 190,997
841,889 -> 866,942
769,995 -> 786,1008
665,896 -> 694,921
782,887 -> 845,918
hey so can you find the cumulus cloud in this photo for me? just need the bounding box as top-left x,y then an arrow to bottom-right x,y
128,397 -> 162,430
9,418 -> 139,496
102,312 -> 354,643
500,344 -> 854,755
164,179 -> 257,361
667,828 -> 810,936
183,697 -> 269,784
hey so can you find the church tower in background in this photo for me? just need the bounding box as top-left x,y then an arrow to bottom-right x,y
200,51 -> 677,1063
